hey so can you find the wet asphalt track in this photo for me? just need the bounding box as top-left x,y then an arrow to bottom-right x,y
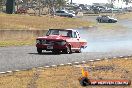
0,17 -> 132,72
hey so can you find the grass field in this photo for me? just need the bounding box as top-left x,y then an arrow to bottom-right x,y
116,12 -> 132,20
0,40 -> 34,47
0,13 -> 93,30
0,12 -> 131,47
0,30 -> 45,47
84,12 -> 132,20
0,58 -> 131,88
0,13 -> 94,47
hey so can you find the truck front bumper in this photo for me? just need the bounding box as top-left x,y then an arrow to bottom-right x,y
36,44 -> 67,51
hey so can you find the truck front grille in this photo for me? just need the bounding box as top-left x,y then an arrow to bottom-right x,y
39,40 -> 62,45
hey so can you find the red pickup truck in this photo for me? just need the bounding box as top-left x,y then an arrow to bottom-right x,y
36,29 -> 87,54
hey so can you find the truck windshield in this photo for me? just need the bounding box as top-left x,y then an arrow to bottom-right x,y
46,29 -> 72,37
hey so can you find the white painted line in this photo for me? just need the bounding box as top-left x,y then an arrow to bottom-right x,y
67,63 -> 72,65
0,72 -> 6,74
96,59 -> 101,61
60,64 -> 64,66
82,61 -> 86,63
2,55 -> 130,74
89,60 -> 94,62
6,71 -> 12,73
119,56 -> 123,58
51,65 -> 57,67
74,65 -> 90,67
14,70 -> 20,72
74,62 -> 79,64
45,66 -> 50,68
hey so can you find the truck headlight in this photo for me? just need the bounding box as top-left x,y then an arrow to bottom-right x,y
36,40 -> 40,44
42,40 -> 46,44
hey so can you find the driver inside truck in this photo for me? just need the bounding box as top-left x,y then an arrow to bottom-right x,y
67,31 -> 72,37
52,30 -> 59,35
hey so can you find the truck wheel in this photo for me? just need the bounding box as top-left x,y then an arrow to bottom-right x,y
75,47 -> 82,53
37,48 -> 42,54
65,46 -> 72,54
52,50 -> 60,54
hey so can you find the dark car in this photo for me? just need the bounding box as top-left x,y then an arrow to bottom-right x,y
96,15 -> 118,23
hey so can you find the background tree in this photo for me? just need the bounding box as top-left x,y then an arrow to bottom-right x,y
44,0 -> 68,15
0,0 -> 2,11
108,0 -> 116,8
56,0 -> 68,9
123,0 -> 131,5
6,0 -> 15,14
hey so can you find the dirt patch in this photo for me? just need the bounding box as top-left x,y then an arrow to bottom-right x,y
0,58 -> 131,88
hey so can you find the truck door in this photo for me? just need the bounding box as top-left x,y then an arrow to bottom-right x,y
72,31 -> 80,49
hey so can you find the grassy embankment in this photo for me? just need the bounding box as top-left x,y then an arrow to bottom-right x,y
0,13 -> 94,30
116,12 -> 132,20
84,12 -> 132,20
0,13 -> 94,47
0,58 -> 131,88
0,12 -> 132,46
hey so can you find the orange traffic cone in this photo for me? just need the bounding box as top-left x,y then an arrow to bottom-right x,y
81,67 -> 89,77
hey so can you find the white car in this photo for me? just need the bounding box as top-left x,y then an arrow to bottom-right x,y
96,15 -> 117,23
55,10 -> 75,18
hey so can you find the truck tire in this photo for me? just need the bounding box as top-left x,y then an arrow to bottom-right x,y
65,45 -> 72,54
75,47 -> 82,53
52,50 -> 60,54
37,48 -> 42,54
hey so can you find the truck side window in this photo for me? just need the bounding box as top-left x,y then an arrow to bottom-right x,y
67,31 -> 72,37
76,31 -> 80,38
72,32 -> 77,38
